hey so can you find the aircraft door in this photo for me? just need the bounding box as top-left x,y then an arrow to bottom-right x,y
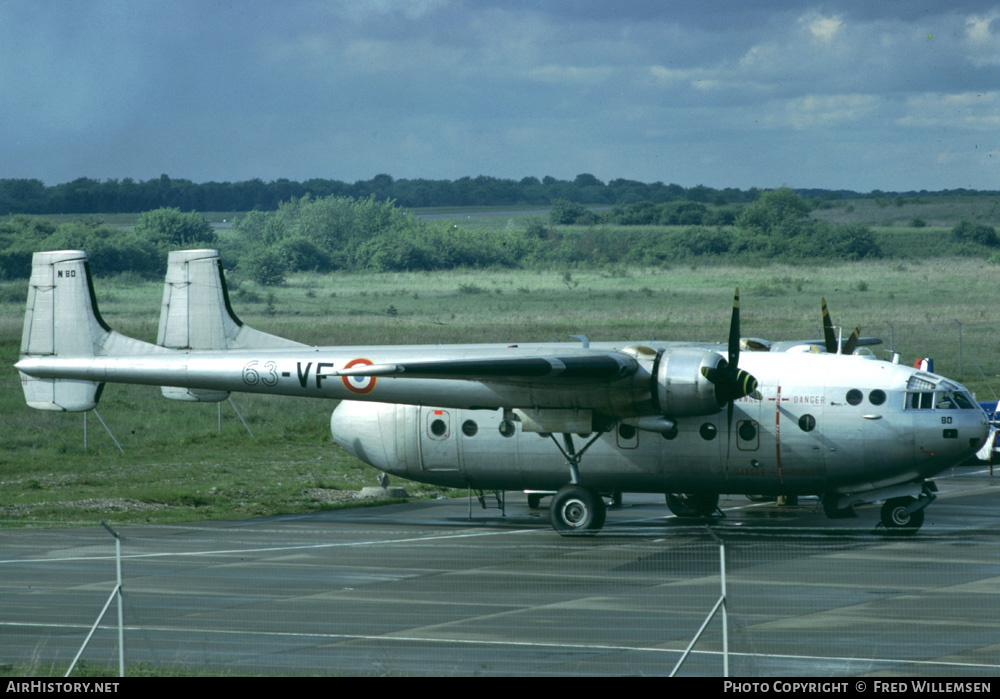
812,384 -> 869,486
418,407 -> 460,472
861,388 -> 914,478
457,409 -> 528,490
744,383 -> 829,493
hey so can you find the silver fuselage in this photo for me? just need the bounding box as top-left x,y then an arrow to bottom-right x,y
330,352 -> 988,496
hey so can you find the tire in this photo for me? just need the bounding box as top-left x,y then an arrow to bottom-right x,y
527,493 -> 544,509
665,493 -> 719,518
550,485 -> 604,535
880,496 -> 925,535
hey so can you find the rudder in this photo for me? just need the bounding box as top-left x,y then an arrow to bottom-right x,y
157,249 -> 303,402
20,250 -> 159,411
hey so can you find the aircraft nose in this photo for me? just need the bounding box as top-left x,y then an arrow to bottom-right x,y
330,400 -> 395,470
971,410 -> 991,453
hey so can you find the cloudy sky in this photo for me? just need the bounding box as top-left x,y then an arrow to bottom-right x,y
2,0 -> 998,191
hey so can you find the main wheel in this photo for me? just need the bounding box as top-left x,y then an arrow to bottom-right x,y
550,485 -> 605,535
880,496 -> 924,535
527,493 -> 544,509
666,493 -> 719,518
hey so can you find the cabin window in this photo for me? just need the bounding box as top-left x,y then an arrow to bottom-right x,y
618,424 -> 637,440
699,423 -> 717,441
498,420 -> 516,437
430,418 -> 448,438
737,420 -> 759,450
461,420 -> 478,437
846,389 -> 863,406
869,389 -> 886,406
798,414 -> 816,432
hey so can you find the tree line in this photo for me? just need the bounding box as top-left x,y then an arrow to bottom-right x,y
3,173 -> 997,216
3,189 -> 998,285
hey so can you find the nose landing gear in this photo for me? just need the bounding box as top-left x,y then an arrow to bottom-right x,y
879,496 -> 926,535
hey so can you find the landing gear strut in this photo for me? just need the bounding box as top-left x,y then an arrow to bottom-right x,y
548,429 -> 613,536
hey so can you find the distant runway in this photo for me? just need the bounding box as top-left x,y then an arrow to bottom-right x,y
2,467 -> 999,676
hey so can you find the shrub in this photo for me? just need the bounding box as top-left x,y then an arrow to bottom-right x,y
951,219 -> 999,247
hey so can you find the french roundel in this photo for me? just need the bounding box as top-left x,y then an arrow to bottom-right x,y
342,358 -> 378,395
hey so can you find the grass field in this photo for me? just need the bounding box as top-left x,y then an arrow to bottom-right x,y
3,255 -> 999,529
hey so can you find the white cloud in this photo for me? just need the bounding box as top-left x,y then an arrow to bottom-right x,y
900,91 -> 1000,130
783,94 -> 881,130
964,11 -> 1000,66
801,14 -> 844,43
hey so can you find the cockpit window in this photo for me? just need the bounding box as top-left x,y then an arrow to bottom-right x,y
936,390 -> 976,410
953,391 -> 976,409
907,373 -> 937,391
936,393 -> 957,410
905,390 -> 977,410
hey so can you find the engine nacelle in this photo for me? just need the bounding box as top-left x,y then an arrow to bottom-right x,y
654,348 -> 726,417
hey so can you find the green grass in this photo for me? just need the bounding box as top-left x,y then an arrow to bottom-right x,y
3,257 -> 1000,528
811,195 -> 1000,228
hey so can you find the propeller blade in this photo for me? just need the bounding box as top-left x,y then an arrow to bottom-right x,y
821,298 -> 838,353
701,288 -> 760,405
729,288 -> 741,369
734,368 -> 758,398
842,326 -> 860,356
821,298 -> 862,355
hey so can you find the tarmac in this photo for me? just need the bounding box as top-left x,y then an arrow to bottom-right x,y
2,466 -> 999,677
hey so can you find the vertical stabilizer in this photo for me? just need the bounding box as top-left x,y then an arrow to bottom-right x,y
157,249 -> 304,401
19,250 -> 159,411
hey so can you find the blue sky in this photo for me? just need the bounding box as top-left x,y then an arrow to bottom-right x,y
2,0 -> 998,191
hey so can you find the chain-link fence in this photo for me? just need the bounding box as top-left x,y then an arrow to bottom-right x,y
4,507 -> 999,677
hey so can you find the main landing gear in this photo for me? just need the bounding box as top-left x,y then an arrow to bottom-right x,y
548,430 -> 611,536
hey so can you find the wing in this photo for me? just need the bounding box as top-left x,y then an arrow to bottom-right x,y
334,353 -> 639,383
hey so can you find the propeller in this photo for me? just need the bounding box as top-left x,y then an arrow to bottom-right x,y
821,298 -> 860,355
701,288 -> 760,477
701,288 -> 760,413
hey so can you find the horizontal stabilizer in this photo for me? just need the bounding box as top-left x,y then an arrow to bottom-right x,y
20,376 -> 104,412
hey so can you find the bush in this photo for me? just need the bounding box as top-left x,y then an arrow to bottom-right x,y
133,208 -> 216,247
951,219 -> 999,247
240,248 -> 287,286
549,199 -> 590,225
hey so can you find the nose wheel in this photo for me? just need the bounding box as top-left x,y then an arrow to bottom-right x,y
879,496 -> 925,535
